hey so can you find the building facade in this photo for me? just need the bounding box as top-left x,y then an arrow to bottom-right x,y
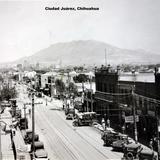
94,66 -> 160,147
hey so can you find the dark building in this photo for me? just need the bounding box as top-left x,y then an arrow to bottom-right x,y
83,89 -> 95,112
94,65 -> 160,147
94,66 -> 120,129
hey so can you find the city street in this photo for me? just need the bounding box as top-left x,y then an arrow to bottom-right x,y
17,84 -> 123,160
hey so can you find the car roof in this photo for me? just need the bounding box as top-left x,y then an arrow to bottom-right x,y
124,143 -> 141,148
141,148 -> 154,155
35,149 -> 48,158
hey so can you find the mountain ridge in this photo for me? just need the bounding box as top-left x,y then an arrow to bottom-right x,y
13,40 -> 160,66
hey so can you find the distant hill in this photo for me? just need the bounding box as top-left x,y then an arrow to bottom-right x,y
15,40 -> 160,66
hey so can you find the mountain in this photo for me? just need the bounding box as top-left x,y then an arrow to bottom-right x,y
15,40 -> 160,66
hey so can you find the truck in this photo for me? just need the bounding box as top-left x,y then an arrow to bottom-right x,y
73,112 -> 97,126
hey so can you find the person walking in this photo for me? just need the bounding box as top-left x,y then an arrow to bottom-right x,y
28,108 -> 31,117
149,138 -> 153,150
101,118 -> 105,130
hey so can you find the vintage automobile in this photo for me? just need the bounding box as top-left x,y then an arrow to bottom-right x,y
19,117 -> 28,130
36,92 -> 42,98
15,109 -> 22,118
112,135 -> 134,152
139,148 -> 157,160
34,149 -> 49,160
24,130 -> 39,144
101,131 -> 126,146
72,112 -> 97,126
121,143 -> 157,160
66,113 -> 74,120
33,141 -> 49,160
121,143 -> 142,160
65,108 -> 75,116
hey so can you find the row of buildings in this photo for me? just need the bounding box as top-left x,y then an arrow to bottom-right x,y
7,65 -> 160,146
84,65 -> 160,147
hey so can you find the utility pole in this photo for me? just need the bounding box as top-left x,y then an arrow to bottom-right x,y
32,93 -> 35,159
90,76 -> 93,112
23,104 -> 27,131
51,75 -> 52,101
105,48 -> 107,66
156,106 -> 160,160
51,74 -> 54,101
0,112 -> 2,160
132,70 -> 138,142
24,90 -> 42,160
132,92 -> 138,142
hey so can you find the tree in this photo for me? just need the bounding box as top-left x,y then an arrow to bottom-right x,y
55,79 -> 65,95
68,82 -> 78,96
73,74 -> 89,83
0,86 -> 17,101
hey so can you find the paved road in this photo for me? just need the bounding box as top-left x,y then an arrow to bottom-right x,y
17,84 -> 123,160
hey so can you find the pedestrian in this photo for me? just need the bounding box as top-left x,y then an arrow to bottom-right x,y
149,139 -> 153,150
101,118 -> 105,130
28,108 -> 31,116
63,103 -> 65,110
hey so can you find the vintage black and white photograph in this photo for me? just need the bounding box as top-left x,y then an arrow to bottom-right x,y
0,0 -> 160,160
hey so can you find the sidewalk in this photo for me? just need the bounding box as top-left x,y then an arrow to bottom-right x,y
13,128 -> 31,160
1,109 -> 14,160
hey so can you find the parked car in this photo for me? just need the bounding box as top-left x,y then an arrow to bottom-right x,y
15,109 -> 22,118
34,141 -> 45,150
121,143 -> 142,160
122,143 -> 157,160
24,130 -> 39,144
101,131 -> 125,146
34,149 -> 49,160
66,113 -> 74,120
19,117 -> 28,130
112,135 -> 134,152
139,148 -> 157,160
33,141 -> 49,160
65,108 -> 75,116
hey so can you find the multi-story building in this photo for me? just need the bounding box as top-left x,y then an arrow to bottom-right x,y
94,65 -> 160,146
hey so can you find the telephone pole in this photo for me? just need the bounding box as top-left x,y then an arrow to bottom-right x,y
90,76 -> 93,112
23,104 -> 27,131
0,112 -> 2,160
132,70 -> 138,142
156,106 -> 160,160
32,93 -> 35,158
105,48 -> 107,66
132,91 -> 138,142
28,92 -> 42,159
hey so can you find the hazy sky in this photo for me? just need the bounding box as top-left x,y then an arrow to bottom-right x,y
0,0 -> 160,62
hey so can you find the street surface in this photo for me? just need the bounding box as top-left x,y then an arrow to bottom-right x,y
16,84 -> 123,160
